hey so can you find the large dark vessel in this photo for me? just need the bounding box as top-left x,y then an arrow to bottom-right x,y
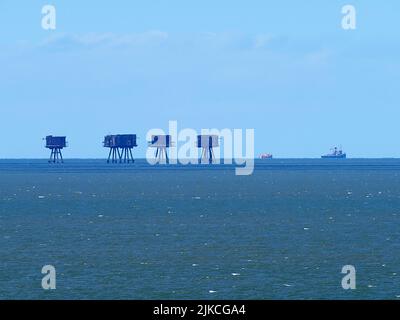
259,153 -> 273,159
321,147 -> 346,159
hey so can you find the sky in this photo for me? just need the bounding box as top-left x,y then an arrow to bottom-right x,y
1,0 -> 400,158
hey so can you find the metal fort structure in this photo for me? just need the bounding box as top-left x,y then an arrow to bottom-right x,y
45,135 -> 67,163
42,134 -> 346,164
197,135 -> 219,164
149,135 -> 171,164
103,134 -> 138,163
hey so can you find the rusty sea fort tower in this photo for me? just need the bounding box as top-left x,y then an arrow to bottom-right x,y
103,134 -> 138,163
45,135 -> 67,163
197,135 -> 219,164
148,134 -> 171,164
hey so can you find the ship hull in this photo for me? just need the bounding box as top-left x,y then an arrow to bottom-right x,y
321,154 -> 346,159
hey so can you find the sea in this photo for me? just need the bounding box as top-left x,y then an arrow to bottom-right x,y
1,159 -> 400,300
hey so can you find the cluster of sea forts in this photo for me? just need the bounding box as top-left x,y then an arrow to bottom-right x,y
45,135 -> 347,164
44,134 -> 221,164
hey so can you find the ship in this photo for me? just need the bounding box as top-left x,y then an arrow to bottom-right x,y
259,153 -> 273,159
321,147 -> 346,159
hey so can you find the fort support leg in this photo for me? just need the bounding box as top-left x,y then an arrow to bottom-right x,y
59,149 -> 64,163
164,147 -> 169,164
200,147 -> 210,164
118,148 -> 123,163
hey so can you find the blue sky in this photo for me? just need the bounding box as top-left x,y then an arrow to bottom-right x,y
1,0 -> 399,158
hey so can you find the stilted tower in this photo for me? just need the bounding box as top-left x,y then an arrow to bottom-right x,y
149,135 -> 171,164
45,135 -> 67,163
104,134 -> 137,163
197,135 -> 219,164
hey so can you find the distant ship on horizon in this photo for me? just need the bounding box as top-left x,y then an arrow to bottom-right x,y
259,153 -> 273,159
321,146 -> 346,159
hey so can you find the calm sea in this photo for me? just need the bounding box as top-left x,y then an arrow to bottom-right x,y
1,159 -> 400,299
